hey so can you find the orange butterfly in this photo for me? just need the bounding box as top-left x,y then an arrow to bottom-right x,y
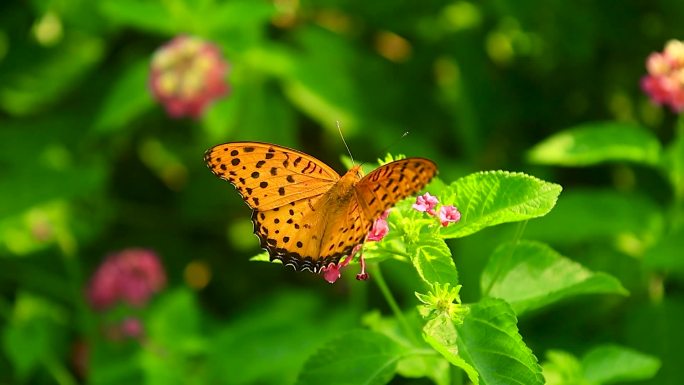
204,142 -> 437,276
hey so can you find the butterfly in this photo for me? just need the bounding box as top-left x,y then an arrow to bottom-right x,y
204,142 -> 437,274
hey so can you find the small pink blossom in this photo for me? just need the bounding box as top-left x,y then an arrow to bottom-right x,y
149,35 -> 229,118
87,248 -> 166,311
412,192 -> 439,216
120,317 -> 144,338
321,263 -> 342,284
438,205 -> 461,227
320,244 -> 368,283
642,40 -> 684,112
367,213 -> 389,242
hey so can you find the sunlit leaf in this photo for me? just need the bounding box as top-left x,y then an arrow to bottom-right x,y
439,171 -> 562,238
409,236 -> 458,286
527,122 -> 662,166
481,241 -> 628,315
581,344 -> 661,384
456,298 -> 544,385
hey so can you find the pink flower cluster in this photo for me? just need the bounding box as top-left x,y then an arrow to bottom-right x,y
641,40 -> 684,112
320,193 -> 461,284
412,192 -> 461,226
87,248 -> 167,310
149,35 -> 229,118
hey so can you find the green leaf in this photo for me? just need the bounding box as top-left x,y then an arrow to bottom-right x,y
643,227 -> 684,273
663,127 -> 684,200
582,344 -> 660,384
2,293 -> 67,380
146,289 -> 202,354
409,236 -> 458,286
94,59 -> 154,134
527,122 -> 662,166
99,0 -> 177,34
363,310 -> 451,385
422,313 -> 479,385
207,291 -> 356,385
541,350 -> 589,385
439,171 -> 562,239
281,27 -> 361,135
455,298 -> 544,385
481,241 -> 628,315
524,189 -> 664,247
296,330 -> 407,385
0,34 -> 104,116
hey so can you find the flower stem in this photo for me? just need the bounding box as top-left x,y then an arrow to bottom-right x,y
371,263 -> 420,345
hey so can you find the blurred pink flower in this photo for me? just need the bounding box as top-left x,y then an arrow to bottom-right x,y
641,40 -> 684,112
120,317 -> 144,338
149,35 -> 229,118
87,248 -> 166,310
438,205 -> 461,227
412,192 -> 439,216
367,210 -> 390,241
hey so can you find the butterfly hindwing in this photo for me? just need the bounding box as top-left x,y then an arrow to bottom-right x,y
205,142 -> 340,211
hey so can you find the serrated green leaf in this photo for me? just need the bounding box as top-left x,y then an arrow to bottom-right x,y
455,298 -> 544,385
94,59 -> 154,133
524,190 -> 664,247
296,329 -> 407,385
422,313 -> 479,385
527,122 -> 662,166
439,171 -> 562,239
481,241 -> 628,315
581,344 -> 661,384
409,236 -> 458,286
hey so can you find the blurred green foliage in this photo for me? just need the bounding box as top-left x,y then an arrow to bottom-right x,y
1,0 -> 684,384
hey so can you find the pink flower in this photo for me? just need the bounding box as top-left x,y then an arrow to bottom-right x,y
120,317 -> 144,338
367,210 -> 390,241
320,244 -> 368,283
412,192 -> 439,216
438,205 -> 461,227
149,35 -> 229,118
321,263 -> 342,284
87,248 -> 166,311
642,40 -> 684,112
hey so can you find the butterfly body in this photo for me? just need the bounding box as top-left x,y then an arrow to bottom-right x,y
205,142 -> 437,273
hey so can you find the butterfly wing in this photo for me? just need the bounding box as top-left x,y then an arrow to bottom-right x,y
354,158 -> 438,221
205,142 -> 345,271
204,142 -> 340,211
311,158 -> 439,272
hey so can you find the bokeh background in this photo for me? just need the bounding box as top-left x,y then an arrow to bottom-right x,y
1,0 -> 683,384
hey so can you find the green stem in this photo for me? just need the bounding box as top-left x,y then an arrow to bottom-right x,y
372,263 -> 420,345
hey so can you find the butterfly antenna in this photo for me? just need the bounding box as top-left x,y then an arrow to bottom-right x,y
377,131 -> 410,158
337,120 -> 355,166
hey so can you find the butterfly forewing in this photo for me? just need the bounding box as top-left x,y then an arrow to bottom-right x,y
205,142 -> 340,211
355,158 -> 438,221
